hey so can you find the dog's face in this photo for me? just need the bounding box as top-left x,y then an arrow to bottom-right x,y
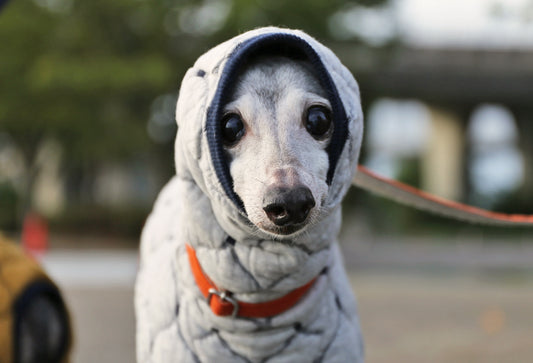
222,57 -> 332,237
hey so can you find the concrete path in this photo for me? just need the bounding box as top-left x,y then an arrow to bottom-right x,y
41,251 -> 138,363
38,239 -> 533,363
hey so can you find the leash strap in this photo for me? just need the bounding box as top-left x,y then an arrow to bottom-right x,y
186,244 -> 317,318
354,166 -> 533,226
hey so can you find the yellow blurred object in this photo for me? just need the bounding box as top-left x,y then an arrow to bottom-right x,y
0,233 -> 71,363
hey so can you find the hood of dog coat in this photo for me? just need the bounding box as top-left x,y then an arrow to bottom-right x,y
174,27 -> 363,238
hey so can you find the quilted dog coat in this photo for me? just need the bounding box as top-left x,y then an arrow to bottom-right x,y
135,27 -> 364,362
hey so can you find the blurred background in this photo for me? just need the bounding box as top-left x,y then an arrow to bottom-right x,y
1,0 -> 533,362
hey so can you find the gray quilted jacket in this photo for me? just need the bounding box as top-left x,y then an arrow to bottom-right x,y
135,27 -> 364,362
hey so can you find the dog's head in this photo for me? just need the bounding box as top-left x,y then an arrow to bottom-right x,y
175,28 -> 363,241
222,57 -> 332,236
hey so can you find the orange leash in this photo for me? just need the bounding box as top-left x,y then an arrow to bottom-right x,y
186,244 -> 317,318
354,165 -> 533,226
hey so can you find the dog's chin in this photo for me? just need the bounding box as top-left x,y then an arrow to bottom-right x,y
255,221 -> 309,239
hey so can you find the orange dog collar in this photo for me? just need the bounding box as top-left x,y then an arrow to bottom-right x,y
186,244 -> 316,318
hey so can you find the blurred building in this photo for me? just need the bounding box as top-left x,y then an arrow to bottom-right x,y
331,0 -> 533,209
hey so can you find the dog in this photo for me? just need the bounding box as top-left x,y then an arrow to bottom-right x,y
136,27 -> 364,362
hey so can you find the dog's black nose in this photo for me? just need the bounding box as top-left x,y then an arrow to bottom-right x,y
263,186 -> 316,226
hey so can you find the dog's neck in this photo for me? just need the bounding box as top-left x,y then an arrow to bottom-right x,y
179,175 -> 342,302
178,56 -> 342,301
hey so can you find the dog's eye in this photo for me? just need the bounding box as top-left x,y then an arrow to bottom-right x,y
221,113 -> 245,146
305,106 -> 332,139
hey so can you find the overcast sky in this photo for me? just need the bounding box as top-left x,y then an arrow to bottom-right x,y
399,0 -> 533,48
337,0 -> 533,48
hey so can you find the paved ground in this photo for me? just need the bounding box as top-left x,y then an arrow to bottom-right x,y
41,236 -> 533,363
62,287 -> 136,363
351,271 -> 533,363
41,251 -> 137,363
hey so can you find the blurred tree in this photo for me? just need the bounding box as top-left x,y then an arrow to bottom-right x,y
1,0 -> 177,215
0,0 -> 389,230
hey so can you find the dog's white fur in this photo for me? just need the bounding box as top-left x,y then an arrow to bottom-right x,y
135,27 -> 364,363
225,57 -> 330,237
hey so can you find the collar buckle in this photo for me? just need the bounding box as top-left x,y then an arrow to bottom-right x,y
207,288 -> 239,318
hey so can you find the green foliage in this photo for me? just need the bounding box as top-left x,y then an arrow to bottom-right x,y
0,0 -> 389,234
1,0 -> 388,164
0,0 -> 178,165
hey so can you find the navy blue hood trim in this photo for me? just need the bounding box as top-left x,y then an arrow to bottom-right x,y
206,32 -> 349,210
